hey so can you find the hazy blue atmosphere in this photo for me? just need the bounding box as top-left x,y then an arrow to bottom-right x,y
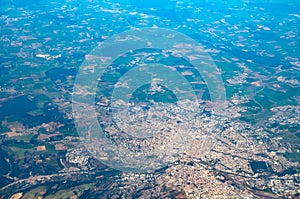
0,0 -> 299,198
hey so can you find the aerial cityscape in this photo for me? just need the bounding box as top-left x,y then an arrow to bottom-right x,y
0,0 -> 299,198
